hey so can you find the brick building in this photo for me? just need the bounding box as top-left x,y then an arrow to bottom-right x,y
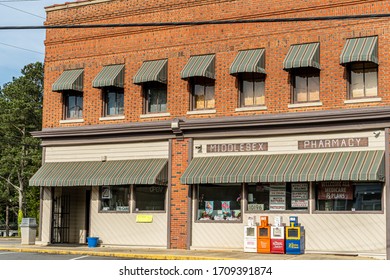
30,0 -> 390,259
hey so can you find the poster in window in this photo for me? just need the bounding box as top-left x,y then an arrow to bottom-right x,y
205,201 -> 214,215
291,183 -> 309,208
269,184 -> 286,211
221,201 -> 230,213
101,186 -> 111,199
318,181 -> 353,200
292,183 -> 308,192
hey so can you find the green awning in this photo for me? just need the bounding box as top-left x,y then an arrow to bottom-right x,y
230,49 -> 266,75
180,151 -> 384,184
92,64 -> 124,88
52,69 -> 84,92
283,43 -> 320,70
340,36 -> 378,65
181,54 -> 215,79
29,159 -> 168,187
133,59 -> 168,84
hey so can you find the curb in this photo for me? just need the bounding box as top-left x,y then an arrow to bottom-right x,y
0,247 -> 234,260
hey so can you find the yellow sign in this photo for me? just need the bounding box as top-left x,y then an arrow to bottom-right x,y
136,215 -> 153,223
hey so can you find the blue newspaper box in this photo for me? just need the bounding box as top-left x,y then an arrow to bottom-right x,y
285,216 -> 305,254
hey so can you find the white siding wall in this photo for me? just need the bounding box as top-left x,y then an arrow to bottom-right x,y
191,213 -> 386,256
90,187 -> 168,247
45,141 -> 169,162
193,130 -> 385,157
40,187 -> 52,244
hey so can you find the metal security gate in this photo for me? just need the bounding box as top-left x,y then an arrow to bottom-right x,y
51,191 -> 70,243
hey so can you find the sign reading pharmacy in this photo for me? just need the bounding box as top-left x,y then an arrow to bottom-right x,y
298,137 -> 368,150
207,142 -> 268,153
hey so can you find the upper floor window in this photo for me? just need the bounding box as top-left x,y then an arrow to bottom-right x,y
291,68 -> 320,103
52,69 -> 84,120
229,49 -> 267,108
191,77 -> 215,110
348,62 -> 378,99
283,43 -> 320,104
133,59 -> 168,115
181,54 -> 216,111
239,73 -> 265,107
144,82 -> 167,113
340,36 -> 378,100
63,91 -> 83,119
103,87 -> 124,116
92,64 -> 125,118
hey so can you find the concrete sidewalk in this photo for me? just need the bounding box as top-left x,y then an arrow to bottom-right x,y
0,239 -> 379,260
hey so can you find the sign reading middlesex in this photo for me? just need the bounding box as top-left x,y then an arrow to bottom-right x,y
298,137 -> 368,150
207,142 -> 268,153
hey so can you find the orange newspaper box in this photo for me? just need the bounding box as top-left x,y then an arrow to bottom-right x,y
257,216 -> 270,253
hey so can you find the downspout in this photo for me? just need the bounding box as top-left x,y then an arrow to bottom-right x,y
186,138 -> 193,250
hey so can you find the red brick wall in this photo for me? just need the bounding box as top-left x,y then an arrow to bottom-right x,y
170,138 -> 190,249
43,0 -> 390,128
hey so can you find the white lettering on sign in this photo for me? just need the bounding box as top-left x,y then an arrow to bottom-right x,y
206,142 -> 268,153
299,137 -> 368,150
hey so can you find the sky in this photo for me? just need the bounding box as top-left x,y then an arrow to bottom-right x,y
0,0 -> 62,86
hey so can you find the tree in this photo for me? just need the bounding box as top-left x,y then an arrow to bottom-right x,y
0,62 -> 43,235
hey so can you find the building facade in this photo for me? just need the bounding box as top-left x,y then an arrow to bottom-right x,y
30,0 -> 390,259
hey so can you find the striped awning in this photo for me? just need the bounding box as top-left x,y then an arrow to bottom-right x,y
180,151 -> 384,184
52,69 -> 84,92
340,36 -> 378,65
29,159 -> 168,187
92,64 -> 124,88
133,59 -> 168,84
181,54 -> 215,80
230,49 -> 266,75
283,43 -> 320,70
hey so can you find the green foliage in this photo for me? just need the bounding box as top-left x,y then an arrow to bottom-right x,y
17,210 -> 23,237
0,62 -> 43,229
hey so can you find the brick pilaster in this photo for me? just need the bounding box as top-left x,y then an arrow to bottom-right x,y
170,138 -> 190,249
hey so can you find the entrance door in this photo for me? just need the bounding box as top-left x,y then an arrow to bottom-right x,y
51,191 -> 70,243
85,190 -> 91,240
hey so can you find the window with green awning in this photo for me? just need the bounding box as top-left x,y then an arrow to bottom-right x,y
52,69 -> 84,92
181,54 -> 215,80
180,151 -> 384,184
283,43 -> 320,70
340,36 -> 378,65
29,159 -> 168,187
92,64 -> 124,88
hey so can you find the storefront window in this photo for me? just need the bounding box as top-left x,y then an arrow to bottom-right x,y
247,183 -> 309,211
100,186 -> 129,212
197,184 -> 242,221
134,185 -> 166,211
315,182 -> 382,211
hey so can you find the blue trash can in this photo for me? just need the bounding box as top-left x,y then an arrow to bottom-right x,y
87,237 -> 99,248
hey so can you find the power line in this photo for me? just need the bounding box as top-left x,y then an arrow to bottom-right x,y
0,41 -> 44,54
0,3 -> 45,19
0,13 -> 389,30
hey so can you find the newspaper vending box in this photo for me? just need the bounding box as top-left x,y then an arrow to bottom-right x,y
270,216 -> 285,254
285,216 -> 305,254
244,226 -> 257,253
257,216 -> 270,254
